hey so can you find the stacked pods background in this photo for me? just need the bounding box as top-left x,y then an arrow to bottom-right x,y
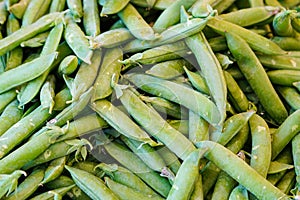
0,0 -> 299,199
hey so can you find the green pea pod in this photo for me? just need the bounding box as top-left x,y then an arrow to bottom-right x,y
208,17 -> 286,55
188,110 -> 209,143
22,0 -> 52,26
166,148 -> 207,200
277,86 -> 300,110
273,10 -> 295,37
91,99 -> 158,146
58,55 -> 78,76
126,73 -> 220,127
53,87 -> 72,111
0,90 -> 17,114
167,120 -> 189,136
276,170 -> 296,194
40,75 -> 56,114
292,133 -> 300,191
225,31 -> 288,124
267,69 -> 300,86
120,135 -> 167,172
4,167 -> 45,200
156,146 -> 181,174
66,0 -> 83,21
89,28 -> 134,49
131,0 -> 173,10
105,177 -> 164,200
196,141 -> 289,200
257,54 -> 300,70
220,6 -> 281,27
65,166 -> 119,200
272,109 -> 300,159
50,0 -> 66,12
229,185 -> 249,200
291,14 -> 300,33
45,175 -> 74,189
249,114 -> 272,177
183,66 -> 210,95
8,0 -> 31,19
271,36 -> 300,51
211,171 -> 237,200
0,170 -> 27,199
0,1 -> 8,24
0,52 -> 57,94
93,47 -> 122,101
20,31 -> 50,48
268,161 -> 294,174
42,157 -> 67,184
146,59 -> 191,80
96,163 -> 157,195
104,141 -> 172,197
83,0 -> 100,37
101,0 -> 130,16
30,184 -> 75,200
64,14 -> 93,64
118,87 -> 196,159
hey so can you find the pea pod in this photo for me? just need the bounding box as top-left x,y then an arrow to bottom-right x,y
105,177 -> 163,200
22,0 -> 51,26
0,90 -> 17,113
277,86 -> 300,110
45,175 -> 74,189
271,36 -> 300,51
267,69 -> 300,86
275,170 -> 296,194
294,81 -> 300,92
196,141 -> 289,200
229,185 -> 249,200
49,0 -> 66,12
225,31 -> 288,124
58,55 -> 78,76
0,170 -> 27,199
257,54 -> 300,70
183,67 -> 210,95
188,110 -> 209,143
7,0 -> 31,19
83,0 -> 100,37
211,171 -> 237,200
100,0 -> 130,16
20,31 -> 50,48
273,10 -> 295,37
0,1 -> 8,24
40,75 -> 56,114
66,0 -> 83,21
126,73 -> 220,127
208,16 -> 286,55
41,157 -> 67,184
29,184 -> 75,200
292,133 -> 300,192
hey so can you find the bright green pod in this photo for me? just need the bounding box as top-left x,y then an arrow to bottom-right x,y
105,177 -> 164,200
277,86 -> 300,110
273,10 -> 296,37
83,0 -> 100,37
267,69 -> 300,86
64,14 -> 93,64
20,31 -> 50,48
58,55 -> 78,76
8,0 -> 31,19
118,3 -> 155,40
0,100 -> 23,137
67,0 -> 83,21
211,171 -> 237,200
257,54 -> 300,70
30,185 -> 75,200
41,157 -> 67,184
4,167 -> 45,200
74,161 -> 104,177
271,36 -> 300,51
53,87 -> 72,111
225,31 -> 288,124
100,0 -> 130,16
22,0 -> 51,26
49,0 -> 66,12
183,66 -> 210,95
93,47 -> 122,100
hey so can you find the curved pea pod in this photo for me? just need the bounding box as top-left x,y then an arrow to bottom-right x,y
45,175 -> 74,189
249,114 -> 272,178
4,167 -> 45,200
271,109 -> 300,159
90,99 -> 158,146
267,69 -> 300,86
156,146 -> 181,174
225,31 -> 288,124
64,15 -> 93,64
277,86 -> 300,110
40,75 -> 56,114
0,104 -> 54,159
66,0 -> 83,21
96,163 -> 157,195
126,73 -> 221,127
104,141 -> 172,197
0,100 -> 23,137
100,0 -> 129,16
120,135 -> 167,172
121,41 -> 189,69
117,87 -> 196,160
58,55 -> 78,76
208,17 -> 286,55
89,28 -> 134,49
0,129 -> 65,174
224,71 -> 249,112
66,50 -> 102,102
53,87 -> 72,111
229,185 -> 249,200
0,90 -> 17,113
7,0 -> 31,19
277,170 -> 296,194
93,47 -> 122,101
185,31 -> 227,126
30,184 -> 75,200
273,10 -> 296,37
0,170 -> 27,199
257,54 -> 300,70
268,161 -> 294,174
196,141 -> 289,200
118,3 -> 155,40
183,67 -> 209,95
166,148 -> 207,200
220,6 -> 281,27
105,177 -> 164,200
41,157 -> 67,184
294,81 -> 300,92
211,171 -> 237,200
271,36 -> 300,51
22,0 -> 51,26
83,0 -> 100,37
65,165 -> 119,200
188,110 -> 209,143
50,0 -> 66,12
0,52 -> 57,94
140,95 -> 188,119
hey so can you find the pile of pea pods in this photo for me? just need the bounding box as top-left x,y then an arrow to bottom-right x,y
1,0 -> 300,199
